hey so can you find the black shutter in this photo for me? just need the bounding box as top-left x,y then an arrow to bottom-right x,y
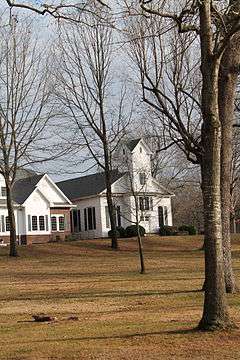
158,206 -> 164,227
88,208 -> 93,230
77,210 -> 81,232
117,206 -> 121,227
92,207 -> 96,229
84,208 -> 87,230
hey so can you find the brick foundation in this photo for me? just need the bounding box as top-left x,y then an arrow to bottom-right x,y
0,236 -> 10,244
26,234 -> 51,245
0,232 -> 71,246
0,208 -> 72,246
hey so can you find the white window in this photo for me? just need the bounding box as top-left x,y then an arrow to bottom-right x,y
39,216 -> 45,231
84,207 -> 96,231
51,216 -> 57,231
32,216 -> 38,231
6,216 -> 10,231
140,215 -> 150,222
139,173 -> 146,186
139,197 -> 153,211
59,216 -> 65,231
51,214 -> 65,232
1,187 -> 6,197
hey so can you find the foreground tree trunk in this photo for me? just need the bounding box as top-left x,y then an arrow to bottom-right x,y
219,32 -> 240,294
198,2 -> 233,329
6,179 -> 18,257
199,126 -> 232,329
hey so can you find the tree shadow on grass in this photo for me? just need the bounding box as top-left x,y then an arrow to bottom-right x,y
0,288 -> 203,302
17,328 -> 199,345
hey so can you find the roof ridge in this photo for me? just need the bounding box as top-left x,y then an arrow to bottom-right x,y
56,169 -> 121,184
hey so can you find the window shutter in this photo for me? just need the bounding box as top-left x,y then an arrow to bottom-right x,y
117,206 -> 121,227
28,215 -> 31,231
45,215 -> 49,231
158,206 -> 164,227
164,206 -> 168,225
1,215 -> 5,232
84,209 -> 87,231
77,210 -> 81,232
88,208 -> 93,230
93,207 -> 96,230
150,198 -> 153,211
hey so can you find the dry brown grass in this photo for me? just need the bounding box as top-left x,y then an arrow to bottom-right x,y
0,234 -> 240,359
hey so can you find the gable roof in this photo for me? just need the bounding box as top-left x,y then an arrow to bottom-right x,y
126,138 -> 153,155
126,138 -> 141,151
12,174 -> 44,205
56,170 -> 124,200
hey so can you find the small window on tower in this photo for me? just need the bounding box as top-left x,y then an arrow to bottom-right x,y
140,147 -> 142,153
139,173 -> 146,185
123,149 -> 125,155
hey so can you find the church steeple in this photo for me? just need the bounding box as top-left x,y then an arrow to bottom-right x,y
113,138 -> 153,191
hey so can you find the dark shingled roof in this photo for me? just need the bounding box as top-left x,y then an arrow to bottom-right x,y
126,138 -> 141,152
12,174 -> 44,204
56,170 -> 124,200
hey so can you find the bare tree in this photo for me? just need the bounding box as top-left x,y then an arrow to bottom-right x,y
0,16 -> 55,257
4,0 -> 110,22
126,0 -> 240,330
55,9 -> 132,250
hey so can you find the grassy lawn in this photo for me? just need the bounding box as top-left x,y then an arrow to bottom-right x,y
0,235 -> 240,359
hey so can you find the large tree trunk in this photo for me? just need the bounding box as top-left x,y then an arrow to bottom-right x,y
219,33 -> 240,294
199,134 -> 232,329
6,180 -> 18,257
197,2 -> 233,327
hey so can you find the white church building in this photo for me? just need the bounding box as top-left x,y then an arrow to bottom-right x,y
57,138 -> 174,239
0,138 -> 173,245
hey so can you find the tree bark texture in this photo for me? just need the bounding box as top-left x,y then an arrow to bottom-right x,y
198,1 -> 233,330
219,32 -> 240,293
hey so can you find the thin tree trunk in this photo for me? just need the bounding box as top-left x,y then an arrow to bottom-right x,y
105,178 -> 118,249
135,204 -> 145,274
6,180 -> 18,257
103,144 -> 118,250
137,226 -> 145,274
218,33 -> 240,293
